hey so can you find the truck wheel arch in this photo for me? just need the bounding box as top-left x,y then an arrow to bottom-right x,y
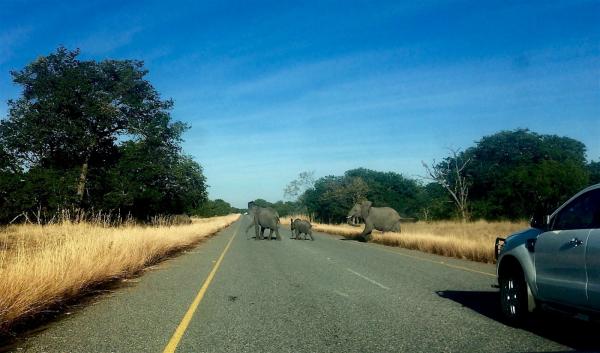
498,255 -> 536,313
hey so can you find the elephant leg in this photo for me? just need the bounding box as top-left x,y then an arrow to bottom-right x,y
359,223 -> 373,242
255,223 -> 262,240
308,230 -> 314,241
275,226 -> 281,240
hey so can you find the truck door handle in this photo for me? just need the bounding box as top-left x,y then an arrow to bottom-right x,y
569,238 -> 583,246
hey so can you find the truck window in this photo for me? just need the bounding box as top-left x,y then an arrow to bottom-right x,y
552,189 -> 600,231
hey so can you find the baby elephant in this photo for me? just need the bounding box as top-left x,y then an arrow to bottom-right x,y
290,219 -> 314,240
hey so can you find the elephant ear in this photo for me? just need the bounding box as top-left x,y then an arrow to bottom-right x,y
360,201 -> 372,219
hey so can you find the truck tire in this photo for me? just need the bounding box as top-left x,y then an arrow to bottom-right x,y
499,270 -> 528,326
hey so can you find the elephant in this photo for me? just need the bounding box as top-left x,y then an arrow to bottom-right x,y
346,200 -> 401,242
291,219 -> 314,240
348,215 -> 361,226
245,201 -> 281,240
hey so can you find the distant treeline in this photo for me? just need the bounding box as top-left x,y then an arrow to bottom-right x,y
0,47 -> 211,223
259,129 -> 600,223
193,199 -> 243,217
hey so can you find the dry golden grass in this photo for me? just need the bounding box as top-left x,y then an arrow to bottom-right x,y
282,216 -> 526,264
0,214 -> 239,332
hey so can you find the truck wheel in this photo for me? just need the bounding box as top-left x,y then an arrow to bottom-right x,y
499,272 -> 527,325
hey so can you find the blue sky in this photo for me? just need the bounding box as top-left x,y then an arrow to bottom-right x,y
1,0 -> 599,207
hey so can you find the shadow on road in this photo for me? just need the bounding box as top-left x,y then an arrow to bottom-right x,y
338,237 -> 367,242
436,290 -> 600,352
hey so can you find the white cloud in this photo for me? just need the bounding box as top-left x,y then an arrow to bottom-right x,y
76,26 -> 142,55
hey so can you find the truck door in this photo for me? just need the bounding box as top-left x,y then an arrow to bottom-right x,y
582,190 -> 600,309
535,189 -> 600,308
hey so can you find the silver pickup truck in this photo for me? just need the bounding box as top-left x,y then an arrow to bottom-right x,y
495,183 -> 600,325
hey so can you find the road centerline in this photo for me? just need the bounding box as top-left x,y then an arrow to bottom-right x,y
346,268 -> 390,290
162,222 -> 239,353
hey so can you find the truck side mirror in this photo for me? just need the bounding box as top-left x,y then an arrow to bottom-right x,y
530,213 -> 550,231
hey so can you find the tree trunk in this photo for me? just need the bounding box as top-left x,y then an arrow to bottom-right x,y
76,154 -> 90,205
459,204 -> 469,223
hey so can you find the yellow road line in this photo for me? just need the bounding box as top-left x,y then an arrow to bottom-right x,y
163,223 -> 239,353
339,235 -> 496,278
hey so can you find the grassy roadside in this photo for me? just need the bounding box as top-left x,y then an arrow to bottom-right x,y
281,217 -> 527,263
0,214 -> 239,333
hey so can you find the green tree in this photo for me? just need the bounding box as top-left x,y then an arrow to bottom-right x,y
252,199 -> 272,209
344,168 -> 421,218
1,47 -> 184,207
462,129 -> 589,219
195,199 -> 234,217
99,141 -> 206,218
306,175 -> 349,223
589,161 -> 600,185
420,182 -> 455,221
0,47 -> 207,222
298,168 -> 422,223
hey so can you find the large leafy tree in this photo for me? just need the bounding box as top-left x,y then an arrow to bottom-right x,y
1,47 -> 183,206
300,176 -> 340,223
461,129 -> 589,219
0,47 -> 207,221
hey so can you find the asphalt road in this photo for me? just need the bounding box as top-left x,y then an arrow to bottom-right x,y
7,217 -> 600,353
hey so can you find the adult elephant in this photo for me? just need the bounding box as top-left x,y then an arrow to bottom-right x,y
346,200 -> 401,242
245,201 -> 281,240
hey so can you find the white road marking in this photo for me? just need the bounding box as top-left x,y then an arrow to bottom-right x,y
346,268 -> 390,290
333,290 -> 349,298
